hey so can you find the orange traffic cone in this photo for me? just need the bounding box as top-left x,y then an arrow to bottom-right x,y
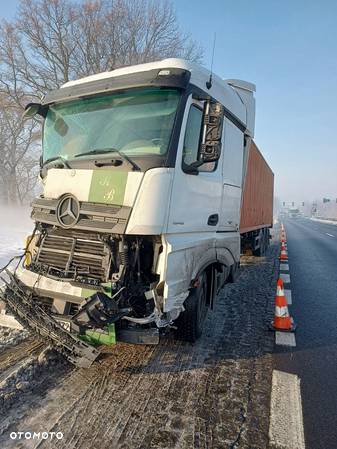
280,242 -> 287,251
271,278 -> 296,332
279,249 -> 288,260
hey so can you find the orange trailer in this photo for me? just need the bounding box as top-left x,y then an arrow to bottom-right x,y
240,141 -> 274,255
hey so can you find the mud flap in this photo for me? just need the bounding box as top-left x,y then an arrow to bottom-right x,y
228,262 -> 240,283
117,327 -> 159,345
0,270 -> 99,368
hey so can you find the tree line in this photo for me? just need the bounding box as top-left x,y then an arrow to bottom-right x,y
0,0 -> 202,204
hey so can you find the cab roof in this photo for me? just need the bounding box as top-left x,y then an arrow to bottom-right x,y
46,59 -> 255,136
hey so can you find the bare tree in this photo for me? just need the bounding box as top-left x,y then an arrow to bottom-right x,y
15,150 -> 41,203
0,0 -> 202,100
71,0 -> 202,72
0,96 -> 40,204
0,0 -> 203,204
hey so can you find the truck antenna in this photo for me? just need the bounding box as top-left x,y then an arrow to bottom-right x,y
206,32 -> 216,90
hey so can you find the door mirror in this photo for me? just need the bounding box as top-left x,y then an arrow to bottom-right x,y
198,100 -> 224,163
23,102 -> 44,120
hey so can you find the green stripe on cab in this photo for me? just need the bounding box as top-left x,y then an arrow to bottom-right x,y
81,288 -> 98,298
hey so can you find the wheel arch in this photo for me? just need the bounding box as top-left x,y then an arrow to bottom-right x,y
191,260 -> 230,309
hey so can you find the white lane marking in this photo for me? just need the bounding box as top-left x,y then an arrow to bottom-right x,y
275,332 -> 296,347
326,233 -> 335,237
269,370 -> 306,449
284,289 -> 292,305
280,273 -> 291,284
280,263 -> 289,271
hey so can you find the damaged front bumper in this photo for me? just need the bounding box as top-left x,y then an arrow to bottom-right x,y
0,270 -> 99,368
0,268 -> 162,368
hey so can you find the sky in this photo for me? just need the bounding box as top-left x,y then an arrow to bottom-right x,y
172,0 -> 337,204
1,0 -> 337,204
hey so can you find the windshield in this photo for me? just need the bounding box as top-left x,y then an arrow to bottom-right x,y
43,88 -> 181,163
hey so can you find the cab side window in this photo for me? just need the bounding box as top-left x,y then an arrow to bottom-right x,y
182,104 -> 216,173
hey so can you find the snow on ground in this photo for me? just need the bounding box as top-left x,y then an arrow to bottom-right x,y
310,217 -> 337,226
0,206 -> 32,269
0,205 -> 32,345
0,327 -> 30,353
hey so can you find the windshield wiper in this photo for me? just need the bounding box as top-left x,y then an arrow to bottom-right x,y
42,155 -> 71,169
74,148 -> 141,171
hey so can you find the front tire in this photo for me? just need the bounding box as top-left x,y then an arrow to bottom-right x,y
175,272 -> 208,342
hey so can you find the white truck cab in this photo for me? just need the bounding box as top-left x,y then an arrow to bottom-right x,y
1,59 -> 260,365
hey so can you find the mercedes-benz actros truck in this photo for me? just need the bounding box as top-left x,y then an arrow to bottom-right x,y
0,59 -> 273,367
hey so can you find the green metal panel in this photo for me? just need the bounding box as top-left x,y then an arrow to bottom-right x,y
80,288 -> 98,298
101,282 -> 113,298
80,324 -> 116,346
88,170 -> 128,205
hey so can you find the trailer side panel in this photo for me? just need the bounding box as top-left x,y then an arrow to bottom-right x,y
240,141 -> 274,234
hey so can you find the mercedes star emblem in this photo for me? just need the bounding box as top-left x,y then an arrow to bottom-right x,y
56,194 -> 80,228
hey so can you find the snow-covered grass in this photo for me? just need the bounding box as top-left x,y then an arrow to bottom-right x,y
0,207 -> 33,356
310,217 -> 337,226
0,206 -> 32,269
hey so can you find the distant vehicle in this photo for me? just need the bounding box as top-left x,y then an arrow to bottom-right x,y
289,208 -> 301,218
1,59 -> 273,367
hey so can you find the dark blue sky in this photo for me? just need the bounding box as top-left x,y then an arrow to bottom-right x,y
2,0 -> 337,202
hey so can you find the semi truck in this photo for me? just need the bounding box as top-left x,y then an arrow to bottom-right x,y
0,59 -> 274,368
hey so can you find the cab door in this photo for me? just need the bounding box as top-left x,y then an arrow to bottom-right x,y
218,118 -> 245,231
167,95 -> 223,234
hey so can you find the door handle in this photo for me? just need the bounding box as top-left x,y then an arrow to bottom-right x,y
208,214 -> 219,226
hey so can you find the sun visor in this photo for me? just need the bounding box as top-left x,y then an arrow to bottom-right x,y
42,68 -> 191,106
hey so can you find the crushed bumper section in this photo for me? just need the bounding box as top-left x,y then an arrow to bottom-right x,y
0,270 -> 99,369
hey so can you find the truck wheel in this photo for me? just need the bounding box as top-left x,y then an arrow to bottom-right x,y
253,229 -> 267,256
175,272 -> 208,342
253,244 -> 264,257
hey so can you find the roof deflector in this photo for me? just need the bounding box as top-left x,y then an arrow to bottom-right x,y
225,79 -> 256,137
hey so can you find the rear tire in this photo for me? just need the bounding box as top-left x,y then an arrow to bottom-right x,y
253,245 -> 264,257
175,272 -> 208,342
253,229 -> 268,256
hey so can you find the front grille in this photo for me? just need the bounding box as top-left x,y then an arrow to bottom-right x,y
32,229 -> 111,282
31,198 -> 131,234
